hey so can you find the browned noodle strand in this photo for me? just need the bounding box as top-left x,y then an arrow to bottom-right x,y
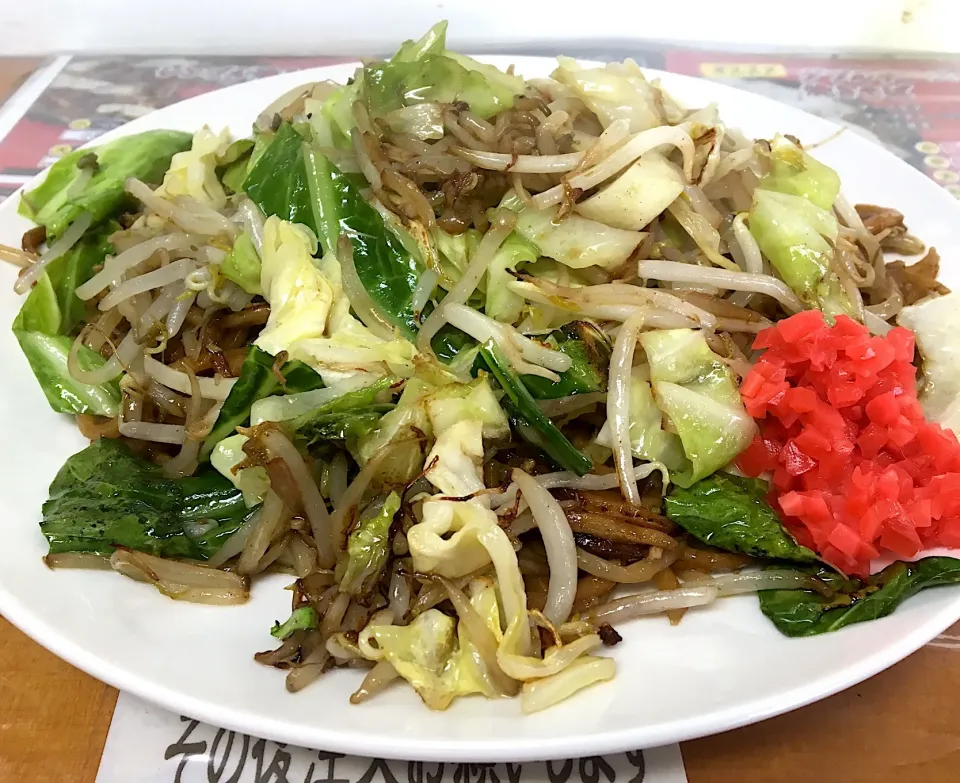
674,543 -> 754,573
571,575 -> 616,615
565,511 -> 678,549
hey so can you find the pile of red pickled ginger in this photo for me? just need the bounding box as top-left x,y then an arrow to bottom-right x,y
737,310 -> 960,575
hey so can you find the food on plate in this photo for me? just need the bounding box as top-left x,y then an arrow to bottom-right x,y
6,21 -> 960,713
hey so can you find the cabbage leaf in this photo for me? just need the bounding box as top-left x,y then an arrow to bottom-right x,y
19,129 -> 192,239
575,152 -> 685,231
11,224 -> 122,417
242,121 -> 318,235
551,56 -> 661,132
337,491 -> 401,595
304,148 -> 423,339
509,198 -> 644,270
154,126 -> 233,209
762,135 -> 841,211
898,291 -> 960,433
747,138 -> 852,316
355,375 -> 506,485
254,216 -> 416,385
639,329 -> 756,487
221,230 -> 262,295
486,233 -> 539,323
595,364 -> 687,472
362,22 -> 524,120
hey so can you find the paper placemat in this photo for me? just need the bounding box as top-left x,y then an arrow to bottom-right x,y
2,50 -> 960,202
94,693 -> 688,783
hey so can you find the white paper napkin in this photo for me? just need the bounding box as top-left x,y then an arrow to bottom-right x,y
95,692 -> 688,783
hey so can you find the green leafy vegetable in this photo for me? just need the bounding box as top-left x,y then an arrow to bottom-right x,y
639,329 -> 757,487
44,221 -> 117,334
243,124 -> 423,343
19,130 -> 192,239
271,606 -> 320,640
15,332 -> 121,417
393,20 -> 448,61
178,471 -> 254,558
485,233 -> 538,323
594,365 -> 687,472
179,471 -> 250,527
503,193 -> 644,270
430,325 -> 477,366
242,122 -> 317,234
480,340 -> 592,476
522,321 -> 611,400
758,557 -> 960,637
762,135 -> 841,211
286,377 -> 396,450
305,148 -> 422,339
747,139 -> 852,317
218,137 -> 255,195
665,473 -> 819,563
201,346 -> 324,459
295,408 -> 391,446
41,439 -> 246,558
361,22 -> 523,120
337,491 -> 401,595
221,231 -> 262,295
12,242 -> 121,417
13,274 -> 61,336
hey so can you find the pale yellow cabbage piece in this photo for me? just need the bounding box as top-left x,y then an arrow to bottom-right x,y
154,126 -> 232,209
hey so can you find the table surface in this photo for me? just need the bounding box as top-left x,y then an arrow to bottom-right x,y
1,55 -> 960,783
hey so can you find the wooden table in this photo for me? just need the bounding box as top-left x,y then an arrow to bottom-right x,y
1,56 -> 959,783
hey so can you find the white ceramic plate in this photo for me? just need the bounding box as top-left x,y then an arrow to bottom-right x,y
1,57 -> 959,763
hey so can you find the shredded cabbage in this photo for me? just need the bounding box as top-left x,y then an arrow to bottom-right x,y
552,56 -> 662,132
505,193 -> 644,270
337,491 -> 401,594
595,364 -> 687,473
639,329 -> 756,487
575,151 -> 684,231
254,216 -> 416,385
154,126 -> 233,209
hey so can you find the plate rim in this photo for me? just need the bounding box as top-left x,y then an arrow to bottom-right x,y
2,56 -> 960,761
